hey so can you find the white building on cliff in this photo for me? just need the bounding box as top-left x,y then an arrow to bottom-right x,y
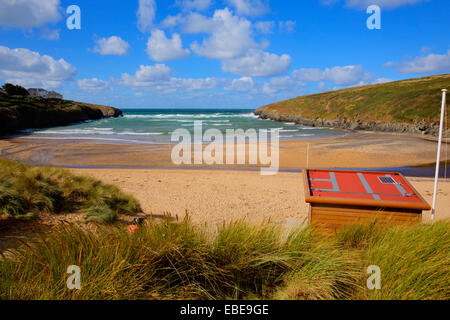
28,88 -> 63,99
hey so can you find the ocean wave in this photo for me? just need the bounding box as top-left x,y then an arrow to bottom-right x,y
118,131 -> 165,136
124,113 -> 257,119
37,129 -> 115,135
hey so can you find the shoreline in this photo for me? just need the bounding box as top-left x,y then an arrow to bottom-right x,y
1,130 -> 448,174
1,129 -> 449,227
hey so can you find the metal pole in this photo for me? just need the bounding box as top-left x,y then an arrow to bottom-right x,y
432,89 -> 447,223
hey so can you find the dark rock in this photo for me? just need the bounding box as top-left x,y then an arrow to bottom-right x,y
253,107 -> 446,137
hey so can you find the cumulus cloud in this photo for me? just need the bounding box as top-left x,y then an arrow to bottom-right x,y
222,49 -> 291,77
120,64 -> 172,87
137,0 -> 156,32
262,76 -> 296,94
0,46 -> 75,89
225,77 -> 255,92
262,64 -> 380,94
93,36 -> 130,56
384,50 -> 450,74
146,29 -> 190,61
292,65 -> 373,86
40,28 -> 60,40
325,65 -> 373,86
278,20 -> 296,33
177,0 -> 211,11
225,0 -> 270,17
161,14 -> 184,28
119,64 -> 223,93
189,8 -> 260,59
322,0 -> 428,9
254,21 -> 275,34
292,68 -> 326,82
0,0 -> 61,28
77,78 -> 110,91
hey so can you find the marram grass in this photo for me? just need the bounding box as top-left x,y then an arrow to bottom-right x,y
0,219 -> 448,300
0,158 -> 141,223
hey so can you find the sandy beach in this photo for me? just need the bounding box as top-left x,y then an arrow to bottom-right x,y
69,168 -> 450,225
1,131 -> 449,226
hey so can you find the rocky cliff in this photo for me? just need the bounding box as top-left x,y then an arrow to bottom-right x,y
254,74 -> 450,136
0,95 -> 122,135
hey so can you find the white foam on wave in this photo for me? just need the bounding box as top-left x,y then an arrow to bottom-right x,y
124,113 -> 257,119
118,131 -> 165,136
38,129 -> 115,135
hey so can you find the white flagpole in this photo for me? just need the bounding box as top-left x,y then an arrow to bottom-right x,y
431,89 -> 447,224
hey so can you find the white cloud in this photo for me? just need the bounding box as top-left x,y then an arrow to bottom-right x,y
178,0 -> 211,11
254,21 -> 275,34
183,12 -> 215,33
93,36 -> 130,56
40,28 -> 60,40
225,77 -> 255,92
384,50 -> 450,74
225,0 -> 270,17
176,77 -> 222,92
0,0 -> 61,28
120,64 -> 172,87
161,14 -> 184,28
292,68 -> 326,82
222,49 -> 291,77
374,77 -> 392,83
346,0 -> 428,9
77,78 -> 110,92
189,8 -> 260,59
0,46 -> 76,89
323,0 -> 428,9
317,81 -> 327,91
278,20 -> 296,33
263,64 -> 378,94
324,65 -> 373,86
292,66 -> 373,86
119,64 -> 223,93
146,29 -> 190,61
262,76 -> 295,94
137,0 -> 156,32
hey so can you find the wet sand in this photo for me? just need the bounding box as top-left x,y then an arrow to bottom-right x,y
0,131 -> 446,169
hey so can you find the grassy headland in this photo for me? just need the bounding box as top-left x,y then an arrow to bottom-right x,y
0,94 -> 122,135
0,219 -> 448,300
255,74 -> 450,136
0,158 -> 141,223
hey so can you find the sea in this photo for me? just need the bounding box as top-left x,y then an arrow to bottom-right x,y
26,108 -> 346,144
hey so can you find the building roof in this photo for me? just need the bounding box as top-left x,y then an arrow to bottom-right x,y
303,169 -> 431,210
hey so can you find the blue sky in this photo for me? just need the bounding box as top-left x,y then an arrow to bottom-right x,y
0,0 -> 449,109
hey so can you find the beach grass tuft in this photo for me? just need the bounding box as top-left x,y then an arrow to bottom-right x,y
1,218 -> 447,300
0,158 -> 141,223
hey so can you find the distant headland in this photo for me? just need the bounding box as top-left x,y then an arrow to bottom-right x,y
254,74 -> 450,137
0,83 -> 122,136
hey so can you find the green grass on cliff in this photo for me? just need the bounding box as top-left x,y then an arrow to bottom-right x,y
0,219 -> 448,300
0,94 -> 121,135
0,158 -> 141,222
257,74 -> 450,124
